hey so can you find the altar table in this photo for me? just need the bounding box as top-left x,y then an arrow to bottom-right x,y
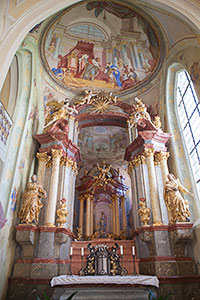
51,275 -> 159,300
51,274 -> 159,288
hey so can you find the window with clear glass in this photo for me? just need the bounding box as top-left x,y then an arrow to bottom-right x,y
176,70 -> 200,195
68,24 -> 105,40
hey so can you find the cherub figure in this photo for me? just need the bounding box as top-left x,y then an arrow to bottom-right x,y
56,198 -> 68,227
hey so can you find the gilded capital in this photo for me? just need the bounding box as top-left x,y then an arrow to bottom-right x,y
155,151 -> 170,162
143,148 -> 155,158
63,157 -> 78,175
120,195 -> 125,202
51,149 -> 63,160
79,195 -> 85,202
111,193 -> 118,202
128,155 -> 146,171
36,152 -> 50,163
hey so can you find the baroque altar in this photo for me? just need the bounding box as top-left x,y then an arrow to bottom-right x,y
8,93 -> 199,300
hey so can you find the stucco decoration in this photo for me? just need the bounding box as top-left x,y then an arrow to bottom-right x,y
41,1 -> 163,95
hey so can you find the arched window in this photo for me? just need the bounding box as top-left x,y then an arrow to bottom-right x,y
176,70 -> 200,195
68,24 -> 106,40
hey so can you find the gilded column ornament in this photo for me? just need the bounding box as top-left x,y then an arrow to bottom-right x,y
138,198 -> 150,226
44,149 -> 63,227
56,198 -> 68,227
36,152 -> 50,185
61,156 -> 78,175
144,147 -> 162,225
128,155 -> 146,174
164,174 -> 192,224
19,175 -> 47,225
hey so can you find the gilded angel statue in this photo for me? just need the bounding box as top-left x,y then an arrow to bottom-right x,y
44,98 -> 78,129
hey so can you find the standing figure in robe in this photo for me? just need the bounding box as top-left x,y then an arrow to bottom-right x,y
164,173 -> 193,223
19,175 -> 47,225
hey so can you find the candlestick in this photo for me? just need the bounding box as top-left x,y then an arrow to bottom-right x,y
69,254 -> 72,275
120,245 -> 123,255
81,247 -> 84,256
132,250 -> 138,276
70,246 -> 73,256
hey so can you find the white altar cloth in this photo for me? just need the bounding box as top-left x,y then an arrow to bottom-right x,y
51,275 -> 159,288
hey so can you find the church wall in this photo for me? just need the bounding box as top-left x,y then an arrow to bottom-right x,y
0,36 -> 44,299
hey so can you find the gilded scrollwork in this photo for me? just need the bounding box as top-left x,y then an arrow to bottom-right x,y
36,152 -> 50,163
51,149 -> 63,160
60,156 -> 78,175
143,147 -> 155,158
128,155 -> 146,174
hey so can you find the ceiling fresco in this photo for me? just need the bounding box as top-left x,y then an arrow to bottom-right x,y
42,1 -> 161,95
78,126 -> 128,162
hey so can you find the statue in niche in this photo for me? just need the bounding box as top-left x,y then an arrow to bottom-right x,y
19,175 -> 47,225
56,198 -> 68,227
164,174 -> 193,223
99,211 -> 107,238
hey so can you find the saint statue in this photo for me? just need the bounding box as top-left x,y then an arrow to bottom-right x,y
164,173 -> 193,223
19,175 -> 47,225
99,211 -> 107,238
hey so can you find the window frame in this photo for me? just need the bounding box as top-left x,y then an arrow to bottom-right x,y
175,68 -> 200,197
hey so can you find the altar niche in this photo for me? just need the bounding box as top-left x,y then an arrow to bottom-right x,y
75,162 -> 130,240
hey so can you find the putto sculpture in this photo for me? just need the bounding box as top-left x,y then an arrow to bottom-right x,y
56,198 -> 68,227
18,175 -> 47,225
138,198 -> 151,226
